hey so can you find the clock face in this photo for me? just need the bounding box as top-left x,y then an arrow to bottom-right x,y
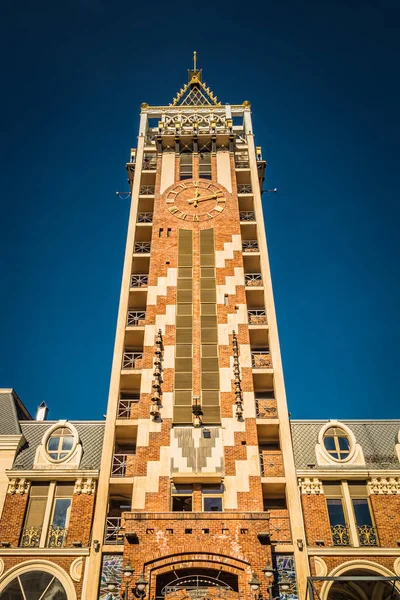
165,180 -> 226,221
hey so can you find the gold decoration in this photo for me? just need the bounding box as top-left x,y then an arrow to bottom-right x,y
20,527 -> 41,547
242,100 -> 251,107
47,526 -> 68,548
358,524 -> 378,546
331,524 -> 350,546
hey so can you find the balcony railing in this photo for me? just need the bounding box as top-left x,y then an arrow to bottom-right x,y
104,517 -> 124,545
269,513 -> 291,543
259,451 -> 284,477
130,274 -> 148,288
358,524 -> 378,546
245,273 -> 263,287
145,134 -> 156,146
122,352 -> 143,370
117,398 -> 139,419
111,453 -> 136,477
242,240 -> 259,252
139,185 -> 155,195
127,310 -> 146,326
137,212 -> 153,223
240,211 -> 256,222
134,242 -> 151,254
256,398 -> 277,419
20,527 -> 41,548
331,524 -> 351,546
47,526 -> 68,548
142,159 -> 157,170
252,350 -> 272,369
238,184 -> 252,194
248,309 -> 267,325
235,159 -> 250,169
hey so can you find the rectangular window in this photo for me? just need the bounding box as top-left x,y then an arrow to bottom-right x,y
180,152 -> 193,180
349,482 -> 377,546
21,483 -> 50,548
202,484 -> 223,512
47,483 -> 73,548
199,152 -> 212,180
171,484 -> 193,512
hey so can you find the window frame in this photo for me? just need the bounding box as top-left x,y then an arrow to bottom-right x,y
318,421 -> 357,464
42,422 -> 79,465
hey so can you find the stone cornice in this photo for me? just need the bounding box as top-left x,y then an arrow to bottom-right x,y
297,469 -> 400,479
6,469 -> 99,480
0,435 -> 25,452
367,477 -> 400,494
0,548 -> 90,556
124,512 -> 270,521
308,547 -> 400,556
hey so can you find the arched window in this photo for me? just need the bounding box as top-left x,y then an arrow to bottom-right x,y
323,426 -> 351,460
46,427 -> 74,460
0,571 -> 67,599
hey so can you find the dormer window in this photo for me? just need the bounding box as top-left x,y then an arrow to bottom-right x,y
47,428 -> 74,461
323,427 -> 351,460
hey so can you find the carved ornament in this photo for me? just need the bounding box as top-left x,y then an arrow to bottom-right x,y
299,477 -> 323,495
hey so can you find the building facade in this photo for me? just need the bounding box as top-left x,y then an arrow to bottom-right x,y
86,58 -> 309,600
0,389 -> 104,598
292,419 -> 400,599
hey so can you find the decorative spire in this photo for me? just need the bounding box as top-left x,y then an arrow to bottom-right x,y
170,52 -> 221,107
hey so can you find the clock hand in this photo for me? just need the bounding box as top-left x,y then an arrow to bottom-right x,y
188,193 -> 223,205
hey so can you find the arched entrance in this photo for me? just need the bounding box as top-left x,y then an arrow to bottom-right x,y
0,571 -> 67,599
324,567 -> 400,600
157,568 -> 239,600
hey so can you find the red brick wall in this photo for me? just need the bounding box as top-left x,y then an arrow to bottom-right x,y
67,493 -> 95,547
0,493 -> 29,546
370,495 -> 400,547
301,493 -> 333,547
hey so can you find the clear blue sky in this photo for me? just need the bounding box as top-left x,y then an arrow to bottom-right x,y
1,1 -> 399,420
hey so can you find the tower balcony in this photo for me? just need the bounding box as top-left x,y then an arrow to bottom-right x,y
142,157 -> 157,171
251,349 -> 272,369
255,396 -> 277,419
122,350 -> 143,370
134,241 -> 151,255
125,311 -> 145,347
239,211 -> 256,222
137,212 -> 153,223
252,349 -> 273,390
117,396 -> 139,420
242,239 -> 259,252
237,184 -> 253,194
245,273 -> 263,287
139,185 -> 155,196
259,450 -> 284,478
248,309 -> 267,325
111,453 -> 136,478
127,310 -> 146,327
130,274 -> 148,288
104,517 -> 124,545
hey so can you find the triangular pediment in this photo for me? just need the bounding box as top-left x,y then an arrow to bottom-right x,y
170,54 -> 220,106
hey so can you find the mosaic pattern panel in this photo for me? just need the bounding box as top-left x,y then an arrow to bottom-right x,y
275,554 -> 298,600
99,554 -> 123,599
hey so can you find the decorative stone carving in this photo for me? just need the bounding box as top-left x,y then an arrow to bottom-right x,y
299,477 -> 323,495
367,477 -> 400,495
394,557 -> 400,577
70,557 -> 83,582
7,478 -> 30,495
314,557 -> 327,577
74,477 -> 96,495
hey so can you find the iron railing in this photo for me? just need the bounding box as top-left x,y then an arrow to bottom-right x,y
358,524 -> 378,546
245,273 -> 263,286
251,350 -> 272,368
331,524 -> 351,546
111,454 -> 135,477
134,242 -> 151,254
255,398 -> 277,419
242,240 -> 259,252
104,517 -> 123,545
237,184 -> 252,194
240,211 -> 256,222
269,515 -> 291,543
47,526 -> 68,548
142,158 -> 157,170
117,398 -> 139,419
127,310 -> 146,326
259,451 -> 284,477
20,527 -> 41,547
145,134 -> 156,146
137,212 -> 153,223
235,159 -> 250,169
248,309 -> 267,324
139,185 -> 155,195
130,274 -> 148,288
122,352 -> 143,369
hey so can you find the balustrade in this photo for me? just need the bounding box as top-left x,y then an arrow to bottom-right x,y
256,398 -> 277,419
130,274 -> 148,288
331,524 -> 351,546
127,310 -> 146,326
139,185 -> 155,195
104,517 -> 123,545
122,351 -> 143,370
235,159 -> 250,169
137,212 -> 153,223
134,242 -> 151,254
142,158 -> 157,170
117,398 -> 139,419
251,350 -> 272,369
259,450 -> 284,477
240,211 -> 256,222
237,184 -> 252,194
20,527 -> 41,548
111,453 -> 136,477
47,526 -> 68,548
358,524 -> 378,546
245,273 -> 263,287
242,240 -> 259,252
248,309 -> 267,324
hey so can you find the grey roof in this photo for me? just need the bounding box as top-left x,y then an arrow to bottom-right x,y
14,421 -> 105,470
0,391 -> 32,435
290,420 -> 400,471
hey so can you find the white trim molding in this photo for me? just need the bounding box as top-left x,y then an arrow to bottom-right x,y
316,420 -> 365,467
0,559 -> 77,600
34,420 -> 82,469
70,557 -> 83,582
367,477 -> 400,495
314,556 -> 327,577
321,559 -> 396,600
0,435 -> 25,452
299,477 -> 323,495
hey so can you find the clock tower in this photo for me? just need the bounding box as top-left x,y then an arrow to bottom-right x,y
87,55 -> 309,600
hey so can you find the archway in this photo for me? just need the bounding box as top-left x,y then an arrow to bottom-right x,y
156,568 -> 239,600
0,560 -> 76,600
322,563 -> 400,600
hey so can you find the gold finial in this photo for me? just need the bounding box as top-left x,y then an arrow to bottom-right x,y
193,51 -> 197,71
